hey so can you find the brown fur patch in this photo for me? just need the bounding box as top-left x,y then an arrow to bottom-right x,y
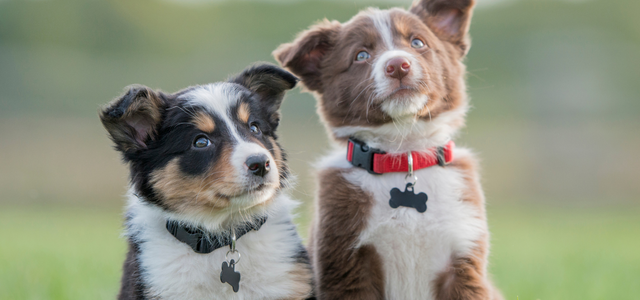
433,238 -> 503,300
313,13 -> 389,128
273,19 -> 341,92
433,242 -> 489,300
237,102 -> 250,123
192,111 -> 215,133
309,168 -> 385,299
410,0 -> 476,54
148,149 -> 238,213
449,150 -> 485,209
266,136 -> 283,167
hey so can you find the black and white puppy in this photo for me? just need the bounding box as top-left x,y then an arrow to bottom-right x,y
100,64 -> 313,300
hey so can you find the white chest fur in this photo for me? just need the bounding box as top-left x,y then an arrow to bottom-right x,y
319,147 -> 486,300
126,195 -> 305,300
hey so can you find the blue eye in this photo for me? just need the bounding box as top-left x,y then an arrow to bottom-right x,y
411,38 -> 425,49
355,51 -> 371,61
193,136 -> 211,148
250,123 -> 261,135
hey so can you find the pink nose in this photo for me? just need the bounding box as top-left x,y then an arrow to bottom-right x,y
385,57 -> 411,80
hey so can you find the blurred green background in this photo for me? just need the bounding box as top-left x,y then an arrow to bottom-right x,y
1,0 -> 639,299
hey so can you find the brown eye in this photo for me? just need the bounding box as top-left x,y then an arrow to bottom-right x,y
193,136 -> 211,148
411,38 -> 425,49
250,123 -> 261,135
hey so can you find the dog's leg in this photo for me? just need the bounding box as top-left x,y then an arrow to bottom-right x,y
312,169 -> 384,300
285,244 -> 315,300
433,156 -> 501,300
118,240 -> 147,300
433,247 -> 490,300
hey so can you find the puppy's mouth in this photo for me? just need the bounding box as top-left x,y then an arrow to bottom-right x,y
388,85 -> 419,98
217,182 -> 276,199
246,183 -> 268,193
378,83 -> 429,118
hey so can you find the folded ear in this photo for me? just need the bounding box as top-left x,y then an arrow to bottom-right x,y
410,0 -> 476,55
272,19 -> 341,92
230,64 -> 298,127
99,85 -> 165,153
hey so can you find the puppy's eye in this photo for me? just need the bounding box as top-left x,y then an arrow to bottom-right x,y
250,123 -> 261,135
355,51 -> 370,61
193,136 -> 211,148
411,38 -> 425,49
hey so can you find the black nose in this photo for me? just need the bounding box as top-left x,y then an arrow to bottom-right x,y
245,154 -> 270,177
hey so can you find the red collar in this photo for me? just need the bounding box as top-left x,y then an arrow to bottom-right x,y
347,138 -> 454,174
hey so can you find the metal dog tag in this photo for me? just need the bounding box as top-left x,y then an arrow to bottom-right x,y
389,183 -> 428,213
221,229 -> 241,293
220,259 -> 241,293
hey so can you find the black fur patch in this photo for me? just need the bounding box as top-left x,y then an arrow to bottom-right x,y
230,63 -> 298,129
118,239 -> 147,300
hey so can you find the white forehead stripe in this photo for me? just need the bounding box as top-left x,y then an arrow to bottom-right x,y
369,9 -> 394,51
184,83 -> 239,117
183,83 -> 243,143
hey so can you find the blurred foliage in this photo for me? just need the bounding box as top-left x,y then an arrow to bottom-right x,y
0,0 -> 638,206
1,0 -> 639,118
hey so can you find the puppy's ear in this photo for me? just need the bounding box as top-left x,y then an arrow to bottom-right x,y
272,19 -> 341,92
99,85 -> 165,153
410,0 -> 476,55
230,64 -> 298,127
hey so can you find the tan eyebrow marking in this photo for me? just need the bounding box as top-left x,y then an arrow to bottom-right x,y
193,111 -> 215,132
237,102 -> 250,123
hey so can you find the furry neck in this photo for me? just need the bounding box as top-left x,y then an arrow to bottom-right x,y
126,188 -> 284,234
330,104 -> 467,153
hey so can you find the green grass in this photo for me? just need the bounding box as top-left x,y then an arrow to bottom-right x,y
1,205 -> 638,300
0,207 -> 125,300
489,206 -> 640,300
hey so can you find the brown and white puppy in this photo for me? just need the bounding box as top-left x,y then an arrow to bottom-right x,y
274,0 -> 502,299
100,64 -> 313,300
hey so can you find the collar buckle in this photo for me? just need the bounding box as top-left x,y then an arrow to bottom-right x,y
166,221 -> 214,254
348,138 -> 385,175
436,146 -> 447,167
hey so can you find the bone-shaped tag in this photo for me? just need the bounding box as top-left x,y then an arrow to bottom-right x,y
220,259 -> 241,293
389,183 -> 428,213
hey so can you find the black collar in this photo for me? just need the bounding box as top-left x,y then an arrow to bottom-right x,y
166,216 -> 267,254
